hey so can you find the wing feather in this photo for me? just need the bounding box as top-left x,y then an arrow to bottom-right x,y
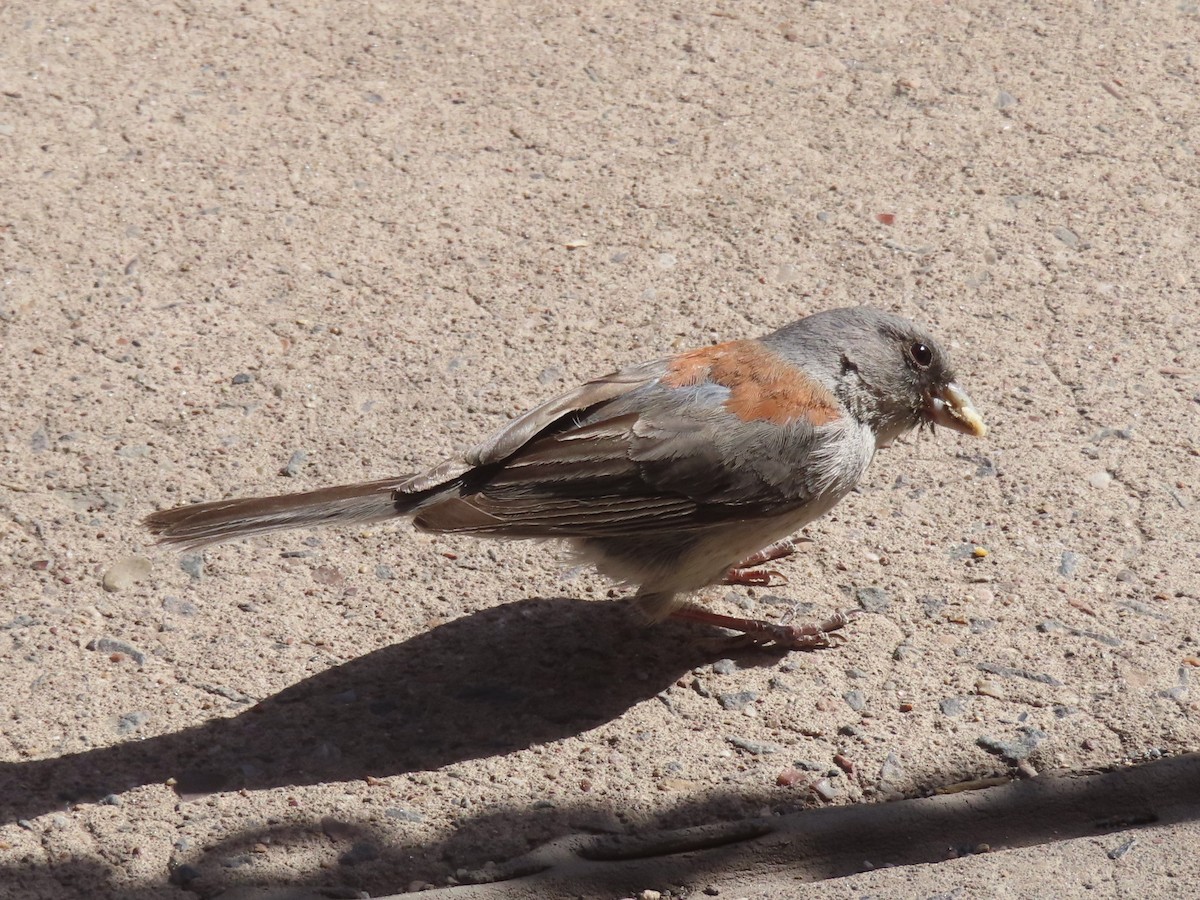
464,363 -> 662,466
411,355 -> 858,537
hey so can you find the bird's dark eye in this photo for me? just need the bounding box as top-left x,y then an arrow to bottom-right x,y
910,342 -> 933,369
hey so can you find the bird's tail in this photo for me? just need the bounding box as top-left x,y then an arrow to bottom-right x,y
144,476 -> 426,550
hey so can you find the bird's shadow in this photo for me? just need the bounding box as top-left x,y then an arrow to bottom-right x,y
0,596 -> 758,823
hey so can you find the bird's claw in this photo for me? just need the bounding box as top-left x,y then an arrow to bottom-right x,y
759,608 -> 859,650
722,567 -> 788,587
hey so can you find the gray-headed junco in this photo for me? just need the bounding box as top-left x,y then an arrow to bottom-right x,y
146,306 -> 985,649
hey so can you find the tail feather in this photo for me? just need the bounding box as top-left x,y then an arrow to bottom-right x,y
144,476 -> 422,550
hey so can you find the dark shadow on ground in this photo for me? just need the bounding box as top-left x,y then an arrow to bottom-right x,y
0,596 -> 741,825
5,753 -> 1198,899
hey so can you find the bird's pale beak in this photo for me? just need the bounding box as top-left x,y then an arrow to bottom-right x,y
925,382 -> 987,437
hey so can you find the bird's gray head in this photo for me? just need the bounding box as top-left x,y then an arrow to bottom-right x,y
764,306 -> 986,446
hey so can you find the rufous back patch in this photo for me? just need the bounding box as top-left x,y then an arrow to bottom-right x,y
662,340 -> 840,426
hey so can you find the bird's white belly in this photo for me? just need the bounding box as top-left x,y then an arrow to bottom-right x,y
672,422 -> 876,591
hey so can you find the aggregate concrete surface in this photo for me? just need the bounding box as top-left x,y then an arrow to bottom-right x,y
1,2 -> 1197,898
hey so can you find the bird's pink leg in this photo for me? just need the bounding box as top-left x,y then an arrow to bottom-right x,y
670,604 -> 856,651
722,538 -> 798,587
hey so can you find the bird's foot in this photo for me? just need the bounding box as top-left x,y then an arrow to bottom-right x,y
734,538 -> 799,568
670,605 -> 858,651
722,567 -> 786,587
749,609 -> 858,650
721,539 -> 799,587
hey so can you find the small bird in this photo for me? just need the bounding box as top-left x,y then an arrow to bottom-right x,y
145,306 -> 985,649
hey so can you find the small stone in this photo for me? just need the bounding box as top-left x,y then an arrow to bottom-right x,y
1040,619 -> 1122,647
89,637 -> 147,666
975,679 -> 1006,700
537,366 -> 564,385
776,768 -> 806,787
995,90 -> 1018,109
640,891 -> 662,900
972,546 -> 989,559
879,751 -> 906,786
920,596 -> 946,618
162,596 -> 199,617
855,586 -> 890,613
812,778 -> 840,801
385,808 -> 423,823
1167,485 -> 1190,509
1059,551 -> 1082,578
1053,226 -> 1080,248
102,555 -> 152,592
1088,471 -> 1112,489
30,426 -> 49,452
179,554 -> 204,580
719,691 -> 758,711
1117,599 -> 1171,621
281,450 -> 309,477
973,456 -> 998,477
977,726 -> 1049,762
656,252 -> 677,269
977,661 -> 1063,686
375,564 -> 395,581
893,642 -> 917,662
1107,837 -> 1138,860
312,566 -> 344,587
844,690 -> 867,712
4,614 -> 37,629
727,736 -> 778,755
231,372 -> 254,385
710,658 -> 738,675
100,794 -> 122,806
1160,668 -> 1190,702
940,697 -> 968,716
116,711 -> 150,735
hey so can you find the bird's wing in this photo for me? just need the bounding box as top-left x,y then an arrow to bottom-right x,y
411,340 -> 871,537
464,361 -> 663,467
